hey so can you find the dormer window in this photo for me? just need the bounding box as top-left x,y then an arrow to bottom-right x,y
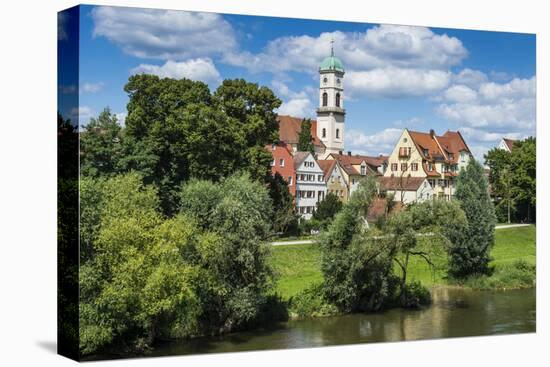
423,148 -> 429,156
360,165 -> 366,175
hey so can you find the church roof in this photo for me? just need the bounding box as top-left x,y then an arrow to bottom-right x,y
320,55 -> 344,73
276,115 -> 325,148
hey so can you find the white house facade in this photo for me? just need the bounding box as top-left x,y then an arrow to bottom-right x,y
293,152 -> 327,219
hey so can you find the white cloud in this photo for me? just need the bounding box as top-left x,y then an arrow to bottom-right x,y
131,58 -> 221,84
478,77 -> 535,101
345,128 -> 402,155
81,82 -> 104,93
443,84 -> 477,103
452,68 -> 488,88
92,6 -> 236,60
70,106 -> 94,126
437,76 -> 536,130
278,98 -> 313,117
272,80 -> 315,118
115,112 -> 127,127
58,12 -> 68,41
59,84 -> 77,94
346,68 -> 451,97
224,25 -> 467,75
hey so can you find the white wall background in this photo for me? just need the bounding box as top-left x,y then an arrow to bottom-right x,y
0,1 -> 547,366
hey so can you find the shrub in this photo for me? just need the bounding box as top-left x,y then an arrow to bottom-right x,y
400,281 -> 431,308
289,283 -> 338,318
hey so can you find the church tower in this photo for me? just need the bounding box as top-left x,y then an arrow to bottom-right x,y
317,42 -> 345,158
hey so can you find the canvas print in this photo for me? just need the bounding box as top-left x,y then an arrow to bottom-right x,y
57,4 -> 536,361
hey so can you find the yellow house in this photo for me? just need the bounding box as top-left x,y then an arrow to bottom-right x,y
384,129 -> 472,201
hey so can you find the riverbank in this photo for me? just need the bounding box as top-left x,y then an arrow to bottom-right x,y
269,225 -> 536,300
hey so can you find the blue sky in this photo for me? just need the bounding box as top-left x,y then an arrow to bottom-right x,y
66,5 -> 536,159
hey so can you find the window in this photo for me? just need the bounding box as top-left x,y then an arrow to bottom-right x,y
323,77 -> 328,84
270,159 -> 275,166
279,158 -> 285,167
401,163 -> 407,171
411,163 -> 418,171
288,176 -> 292,186
322,128 -> 326,138
360,165 -> 366,175
336,93 -> 341,107
403,138 -> 408,143
318,174 -> 323,181
336,129 -> 340,139
428,163 -> 433,171
322,92 -> 328,106
391,163 -> 398,171
423,148 -> 429,156
271,143 -> 276,150
398,147 -> 411,157
309,174 -> 315,181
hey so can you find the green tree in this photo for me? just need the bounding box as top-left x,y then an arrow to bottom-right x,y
385,200 -> 466,306
496,167 -> 516,224
313,192 -> 343,222
267,173 -> 299,235
78,173 -> 203,354
451,159 -> 497,276
320,176 -> 397,312
179,173 -> 275,333
510,137 -> 536,222
297,118 -> 315,154
484,147 -> 512,195
80,107 -> 122,177
121,75 -> 281,214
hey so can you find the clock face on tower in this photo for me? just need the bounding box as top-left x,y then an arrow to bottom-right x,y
336,78 -> 341,85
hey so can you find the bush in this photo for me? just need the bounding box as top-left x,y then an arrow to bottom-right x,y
299,218 -> 326,234
289,283 -> 338,318
400,281 -> 431,308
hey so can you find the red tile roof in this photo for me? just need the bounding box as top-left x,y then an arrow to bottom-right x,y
317,159 -> 337,179
328,153 -> 381,176
277,115 -> 325,148
292,151 -> 311,170
408,129 -> 471,164
503,138 -> 517,151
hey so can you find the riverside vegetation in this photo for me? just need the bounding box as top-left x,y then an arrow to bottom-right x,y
69,74 -> 536,357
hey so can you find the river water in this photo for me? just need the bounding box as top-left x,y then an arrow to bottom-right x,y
134,287 -> 535,358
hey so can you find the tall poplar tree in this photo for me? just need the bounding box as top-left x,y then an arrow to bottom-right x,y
450,159 -> 497,276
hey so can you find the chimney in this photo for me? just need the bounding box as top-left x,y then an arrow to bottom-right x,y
347,151 -> 352,156
429,129 -> 435,137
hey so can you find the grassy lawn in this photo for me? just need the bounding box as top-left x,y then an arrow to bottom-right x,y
270,243 -> 322,299
270,225 -> 536,299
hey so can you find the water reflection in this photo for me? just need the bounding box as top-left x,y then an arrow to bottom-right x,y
89,288 -> 535,360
